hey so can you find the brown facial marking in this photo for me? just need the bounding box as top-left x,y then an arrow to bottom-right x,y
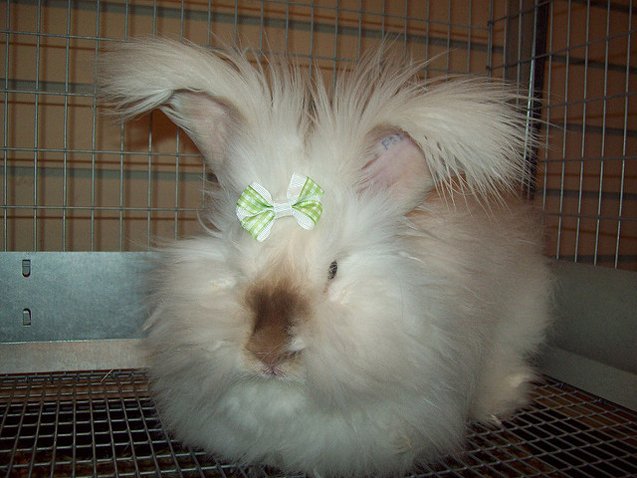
245,282 -> 308,368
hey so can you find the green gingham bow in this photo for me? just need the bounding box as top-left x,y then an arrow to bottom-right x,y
236,173 -> 324,241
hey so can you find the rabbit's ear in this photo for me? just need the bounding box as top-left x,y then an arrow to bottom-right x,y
159,91 -> 239,161
361,130 -> 433,212
388,80 -> 531,201
337,50 -> 531,208
98,39 -> 263,168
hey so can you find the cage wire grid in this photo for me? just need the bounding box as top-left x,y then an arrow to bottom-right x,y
1,0 -> 637,477
0,370 -> 636,478
2,1 -> 634,264
1,0 -> 635,265
1,0 -> 503,253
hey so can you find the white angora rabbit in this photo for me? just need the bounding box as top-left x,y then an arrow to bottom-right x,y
99,39 -> 552,477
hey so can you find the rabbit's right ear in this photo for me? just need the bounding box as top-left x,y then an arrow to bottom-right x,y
159,91 -> 239,162
98,39 -> 262,168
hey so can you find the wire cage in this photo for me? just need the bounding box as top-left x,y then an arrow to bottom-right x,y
1,1 -> 636,477
2,0 -> 636,266
1,370 -> 635,478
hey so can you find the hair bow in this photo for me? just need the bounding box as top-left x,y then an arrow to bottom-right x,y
236,173 -> 324,241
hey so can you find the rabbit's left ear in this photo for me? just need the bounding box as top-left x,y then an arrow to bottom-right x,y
342,50 -> 530,212
361,130 -> 432,213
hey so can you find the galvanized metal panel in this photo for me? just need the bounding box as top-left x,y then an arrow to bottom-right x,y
1,252 -> 151,343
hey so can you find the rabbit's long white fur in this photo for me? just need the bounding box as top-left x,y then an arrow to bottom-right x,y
99,39 -> 552,477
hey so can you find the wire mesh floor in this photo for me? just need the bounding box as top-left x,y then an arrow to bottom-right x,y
1,370 -> 635,478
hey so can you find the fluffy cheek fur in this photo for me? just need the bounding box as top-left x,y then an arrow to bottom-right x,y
304,268 -> 454,407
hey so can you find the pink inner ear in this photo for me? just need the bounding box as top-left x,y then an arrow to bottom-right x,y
362,132 -> 433,210
165,91 -> 235,165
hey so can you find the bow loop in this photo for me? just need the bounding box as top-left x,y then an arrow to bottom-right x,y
236,173 -> 324,241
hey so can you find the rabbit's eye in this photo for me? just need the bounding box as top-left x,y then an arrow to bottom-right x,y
327,260 -> 338,280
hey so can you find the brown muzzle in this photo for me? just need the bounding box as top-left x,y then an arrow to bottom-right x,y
245,282 -> 308,368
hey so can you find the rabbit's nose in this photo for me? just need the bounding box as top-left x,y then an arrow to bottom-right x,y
245,283 -> 308,368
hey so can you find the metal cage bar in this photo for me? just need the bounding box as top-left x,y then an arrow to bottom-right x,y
2,0 -> 509,254
1,370 -> 635,477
